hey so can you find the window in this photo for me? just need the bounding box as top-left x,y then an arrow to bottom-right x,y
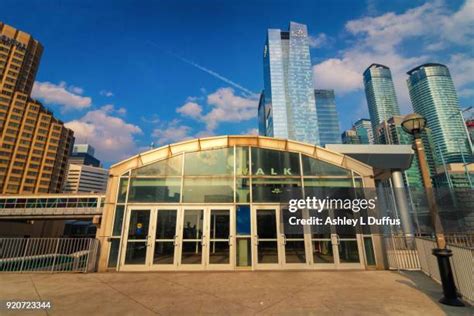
128,178 -> 181,203
132,155 -> 182,176
182,177 -> 233,203
251,147 -> 300,176
184,148 -> 233,176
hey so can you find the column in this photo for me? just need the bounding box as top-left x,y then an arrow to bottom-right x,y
391,170 -> 414,236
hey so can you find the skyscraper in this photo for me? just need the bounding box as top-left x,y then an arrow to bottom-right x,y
314,89 -> 340,146
407,63 -> 472,165
0,22 -> 74,194
353,118 -> 374,144
375,116 -> 436,187
69,144 -> 101,167
64,144 -> 108,193
363,64 -> 401,141
259,22 -> 319,145
341,129 -> 360,144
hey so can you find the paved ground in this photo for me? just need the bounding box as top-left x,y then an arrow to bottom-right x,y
0,270 -> 472,315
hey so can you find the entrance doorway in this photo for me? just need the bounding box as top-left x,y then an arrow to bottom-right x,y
251,205 -> 364,270
119,204 -> 365,271
120,206 -> 234,271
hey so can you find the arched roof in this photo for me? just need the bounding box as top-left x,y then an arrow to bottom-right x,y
109,135 -> 374,180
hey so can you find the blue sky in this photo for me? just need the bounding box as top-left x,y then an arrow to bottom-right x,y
2,0 -> 473,165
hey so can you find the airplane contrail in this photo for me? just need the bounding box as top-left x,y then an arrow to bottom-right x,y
147,41 -> 256,97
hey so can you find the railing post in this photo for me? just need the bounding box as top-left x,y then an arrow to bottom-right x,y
51,238 -> 60,273
84,238 -> 92,273
19,239 -> 30,273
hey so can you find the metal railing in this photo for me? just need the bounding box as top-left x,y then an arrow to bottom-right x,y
444,233 -> 474,249
0,238 -> 99,273
416,237 -> 473,304
384,235 -> 420,270
385,234 -> 473,304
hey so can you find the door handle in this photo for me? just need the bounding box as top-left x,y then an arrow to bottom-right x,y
255,235 -> 259,246
282,234 -> 287,245
173,235 -> 178,247
228,235 -> 233,246
201,236 -> 206,246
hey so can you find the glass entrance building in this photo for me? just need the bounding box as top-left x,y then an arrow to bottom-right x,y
98,136 -> 383,272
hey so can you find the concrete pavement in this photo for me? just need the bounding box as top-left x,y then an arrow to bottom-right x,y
0,270 -> 471,315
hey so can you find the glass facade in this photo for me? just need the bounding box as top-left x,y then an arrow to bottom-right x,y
314,90 -> 341,146
375,116 -> 436,188
407,63 -> 472,165
363,64 -> 401,141
104,137 -> 378,272
260,22 -> 320,145
353,119 -> 374,144
341,129 -> 360,144
114,146 -> 358,205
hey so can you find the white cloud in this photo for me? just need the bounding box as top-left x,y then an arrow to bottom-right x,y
244,128 -> 259,135
32,81 -> 92,111
308,33 -> 329,48
65,106 -> 142,162
177,87 -> 259,132
176,102 -> 202,119
441,0 -> 474,46
312,0 -> 474,112
152,119 -> 193,145
100,90 -> 114,97
117,107 -> 127,115
204,88 -> 259,130
68,85 -> 84,95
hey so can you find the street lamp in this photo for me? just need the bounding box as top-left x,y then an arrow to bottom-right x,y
401,113 -> 464,306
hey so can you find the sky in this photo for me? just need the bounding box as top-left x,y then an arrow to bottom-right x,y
2,0 -> 473,166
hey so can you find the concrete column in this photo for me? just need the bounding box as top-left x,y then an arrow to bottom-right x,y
391,170 -> 414,236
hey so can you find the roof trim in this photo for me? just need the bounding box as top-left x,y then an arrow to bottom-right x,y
363,63 -> 389,75
407,63 -> 447,75
109,135 -> 374,178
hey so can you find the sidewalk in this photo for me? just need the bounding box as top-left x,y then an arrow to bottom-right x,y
0,270 -> 471,315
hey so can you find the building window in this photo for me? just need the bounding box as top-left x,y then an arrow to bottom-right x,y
128,178 -> 181,203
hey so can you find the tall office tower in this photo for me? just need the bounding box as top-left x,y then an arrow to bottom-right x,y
363,64 -> 401,141
407,63 -> 472,165
63,164 -> 108,193
69,144 -> 101,167
259,22 -> 319,145
353,118 -> 374,144
375,116 -> 436,188
341,129 -> 360,144
0,22 -> 74,194
64,144 -> 108,193
314,89 -> 341,146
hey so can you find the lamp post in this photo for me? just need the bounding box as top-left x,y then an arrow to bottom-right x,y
401,113 -> 464,306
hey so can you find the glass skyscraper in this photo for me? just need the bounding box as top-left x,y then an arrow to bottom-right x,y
363,64 -> 401,142
353,118 -> 374,144
259,22 -> 319,145
407,63 -> 472,165
314,89 -> 340,146
375,116 -> 436,188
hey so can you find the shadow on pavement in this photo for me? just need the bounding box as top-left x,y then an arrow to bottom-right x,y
393,270 -> 472,316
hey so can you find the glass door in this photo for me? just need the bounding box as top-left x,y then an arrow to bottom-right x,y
308,209 -> 336,268
280,207 -> 307,268
252,206 -> 282,269
150,208 -> 179,270
334,209 -> 364,269
206,208 -> 234,270
178,208 -> 205,269
121,208 -> 153,271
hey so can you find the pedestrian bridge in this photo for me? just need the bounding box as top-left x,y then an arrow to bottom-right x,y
0,194 -> 104,219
